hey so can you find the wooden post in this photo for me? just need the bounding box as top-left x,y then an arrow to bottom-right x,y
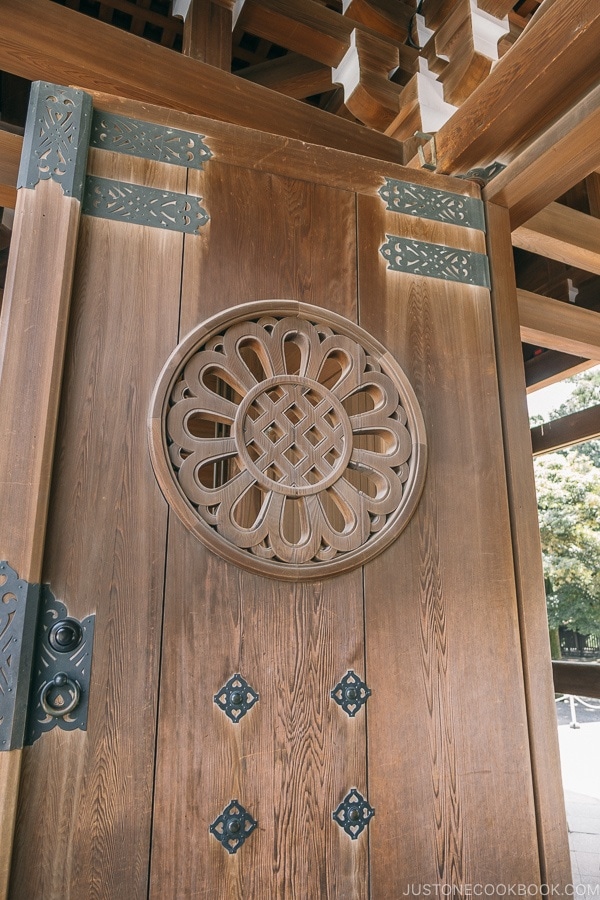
485,201 -> 572,888
0,81 -> 91,898
183,0 -> 233,69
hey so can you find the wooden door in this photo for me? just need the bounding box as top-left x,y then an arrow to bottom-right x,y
3,86 -> 568,898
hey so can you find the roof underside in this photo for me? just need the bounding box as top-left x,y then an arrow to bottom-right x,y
1,0 -> 600,401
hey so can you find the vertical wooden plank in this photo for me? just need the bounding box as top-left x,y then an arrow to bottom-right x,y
183,0 -> 232,69
150,162 -> 368,898
358,195 -> 542,890
485,200 -> 571,888
0,82 -> 91,900
9,150 -> 185,898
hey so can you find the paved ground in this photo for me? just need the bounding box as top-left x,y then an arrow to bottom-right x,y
556,695 -> 600,893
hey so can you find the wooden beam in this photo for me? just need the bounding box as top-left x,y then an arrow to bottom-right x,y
406,0 -> 600,175
485,200 -> 571,885
0,131 -> 21,210
553,661 -> 600,700
236,0 -> 414,69
0,0 -> 406,166
586,171 -> 600,218
183,0 -> 232,69
525,350 -> 594,393
0,176 -> 85,900
531,405 -> 600,456
513,203 -> 600,276
343,0 -> 413,42
484,81 -> 600,229
518,289 -> 600,359
86,89 -> 480,201
237,54 -> 332,99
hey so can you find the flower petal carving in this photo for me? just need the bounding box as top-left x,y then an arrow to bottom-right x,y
149,302 -> 427,580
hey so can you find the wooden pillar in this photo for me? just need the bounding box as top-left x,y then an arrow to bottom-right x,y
485,201 -> 572,888
183,0 -> 232,69
0,81 -> 91,898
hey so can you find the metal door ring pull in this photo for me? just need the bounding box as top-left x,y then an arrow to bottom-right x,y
40,673 -> 81,718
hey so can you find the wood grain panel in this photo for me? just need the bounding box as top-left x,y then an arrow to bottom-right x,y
150,164 -> 368,897
358,194 -> 542,890
9,152 -> 184,899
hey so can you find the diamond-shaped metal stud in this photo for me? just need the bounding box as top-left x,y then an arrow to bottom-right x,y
333,789 -> 375,840
331,670 -> 371,717
210,800 -> 257,854
214,673 -> 259,723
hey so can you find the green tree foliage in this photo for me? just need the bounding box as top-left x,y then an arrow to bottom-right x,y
535,452 -> 600,637
533,368 -> 600,640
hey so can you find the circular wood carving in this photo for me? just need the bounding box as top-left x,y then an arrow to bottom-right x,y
149,301 -> 427,580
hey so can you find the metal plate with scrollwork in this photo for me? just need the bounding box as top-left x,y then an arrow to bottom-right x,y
148,301 -> 427,581
380,235 -> 490,288
378,178 -> 485,232
26,587 -> 94,745
83,176 -> 209,235
90,110 -> 213,169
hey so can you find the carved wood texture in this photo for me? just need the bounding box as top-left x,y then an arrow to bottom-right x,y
150,302 -> 427,579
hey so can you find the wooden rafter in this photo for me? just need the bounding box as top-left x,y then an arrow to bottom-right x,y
237,53 -> 332,99
0,130 -> 20,209
525,351 -> 594,393
406,0 -> 600,175
513,203 -> 600,276
235,0 -> 413,69
0,0 -> 405,165
518,289 -> 600,360
531,405 -> 600,456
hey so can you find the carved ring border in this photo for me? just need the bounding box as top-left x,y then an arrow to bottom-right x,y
148,300 -> 428,580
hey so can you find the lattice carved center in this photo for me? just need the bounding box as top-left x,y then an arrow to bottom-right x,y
149,302 -> 428,581
236,376 -> 352,496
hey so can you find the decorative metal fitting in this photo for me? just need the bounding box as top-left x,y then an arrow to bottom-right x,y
333,789 -> 375,840
414,131 -> 437,171
380,235 -> 491,289
48,617 -> 83,653
0,561 -> 95,749
378,178 -> 486,232
26,586 -> 95,745
82,176 -> 209,235
40,672 -> 81,718
457,161 -> 506,186
18,82 -> 93,200
210,800 -> 257,854
214,673 -> 259,723
331,670 -> 371,717
90,110 -> 213,170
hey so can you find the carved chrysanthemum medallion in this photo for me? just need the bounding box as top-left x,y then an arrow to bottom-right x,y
149,301 -> 427,579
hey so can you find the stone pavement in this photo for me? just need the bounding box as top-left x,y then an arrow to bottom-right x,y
558,718 -> 600,892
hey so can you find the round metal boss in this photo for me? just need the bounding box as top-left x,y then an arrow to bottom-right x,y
148,301 -> 427,580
